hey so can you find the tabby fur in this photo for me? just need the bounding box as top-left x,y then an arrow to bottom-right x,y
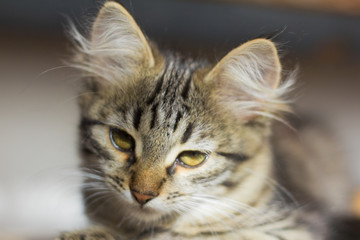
57,1 -> 337,239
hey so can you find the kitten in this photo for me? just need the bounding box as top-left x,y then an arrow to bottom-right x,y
58,1 -> 344,239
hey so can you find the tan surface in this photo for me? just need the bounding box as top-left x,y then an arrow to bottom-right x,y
352,191 -> 360,216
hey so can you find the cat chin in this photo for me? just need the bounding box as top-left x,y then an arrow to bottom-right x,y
127,205 -> 170,223
116,197 -> 170,221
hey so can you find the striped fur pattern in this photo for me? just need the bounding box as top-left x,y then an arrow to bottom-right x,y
58,1 -> 322,240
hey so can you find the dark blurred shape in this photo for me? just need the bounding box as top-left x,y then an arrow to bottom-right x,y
330,217 -> 360,240
0,0 -> 97,31
0,0 -> 359,58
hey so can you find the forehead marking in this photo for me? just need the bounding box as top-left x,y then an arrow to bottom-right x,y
136,55 -> 203,133
146,75 -> 164,105
173,111 -> 182,132
181,75 -> 192,101
150,102 -> 159,129
181,122 -> 194,144
133,107 -> 143,130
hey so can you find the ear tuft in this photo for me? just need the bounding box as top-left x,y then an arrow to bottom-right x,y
206,39 -> 294,121
69,1 -> 154,83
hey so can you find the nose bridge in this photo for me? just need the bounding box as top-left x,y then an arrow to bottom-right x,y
130,133 -> 168,196
130,162 -> 165,196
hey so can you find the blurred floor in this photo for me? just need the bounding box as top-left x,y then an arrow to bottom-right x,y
0,23 -> 360,238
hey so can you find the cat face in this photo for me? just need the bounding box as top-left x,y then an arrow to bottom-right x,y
72,1 -> 292,225
79,55 -> 265,222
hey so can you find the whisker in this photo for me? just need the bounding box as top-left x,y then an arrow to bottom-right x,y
189,193 -> 272,227
37,65 -> 71,78
17,65 -> 77,99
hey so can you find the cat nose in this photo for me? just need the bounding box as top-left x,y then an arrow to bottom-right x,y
131,189 -> 157,205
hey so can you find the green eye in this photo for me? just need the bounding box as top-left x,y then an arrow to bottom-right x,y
178,151 -> 207,167
110,128 -> 134,151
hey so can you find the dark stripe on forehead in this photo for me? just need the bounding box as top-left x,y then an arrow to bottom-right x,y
173,111 -> 182,132
181,76 -> 192,101
216,152 -> 249,162
162,62 -> 182,101
147,75 -> 164,105
133,108 -> 143,130
117,106 -> 125,115
80,118 -> 105,128
183,104 -> 190,114
150,103 -> 159,129
162,73 -> 172,100
181,123 -> 194,144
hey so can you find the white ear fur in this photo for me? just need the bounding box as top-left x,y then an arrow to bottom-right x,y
70,1 -> 154,83
206,39 -> 294,120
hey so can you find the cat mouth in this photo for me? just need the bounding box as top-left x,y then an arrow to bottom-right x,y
134,203 -> 154,211
135,203 -> 165,216
128,204 -> 167,221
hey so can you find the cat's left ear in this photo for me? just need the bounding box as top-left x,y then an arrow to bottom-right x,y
205,39 -> 292,120
73,1 -> 155,82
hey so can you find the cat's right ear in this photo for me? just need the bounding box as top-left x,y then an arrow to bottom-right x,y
204,39 -> 293,121
71,1 -> 155,83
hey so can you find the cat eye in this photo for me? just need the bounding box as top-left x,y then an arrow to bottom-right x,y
110,128 -> 135,152
177,151 -> 208,168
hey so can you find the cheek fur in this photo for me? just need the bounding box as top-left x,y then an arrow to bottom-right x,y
113,151 -> 131,163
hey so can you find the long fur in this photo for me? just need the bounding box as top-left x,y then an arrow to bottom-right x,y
58,2 -> 333,240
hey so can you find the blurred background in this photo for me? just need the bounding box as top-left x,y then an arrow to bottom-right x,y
1,0 -> 360,239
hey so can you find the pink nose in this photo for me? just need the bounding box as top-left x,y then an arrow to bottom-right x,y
131,190 -> 157,205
